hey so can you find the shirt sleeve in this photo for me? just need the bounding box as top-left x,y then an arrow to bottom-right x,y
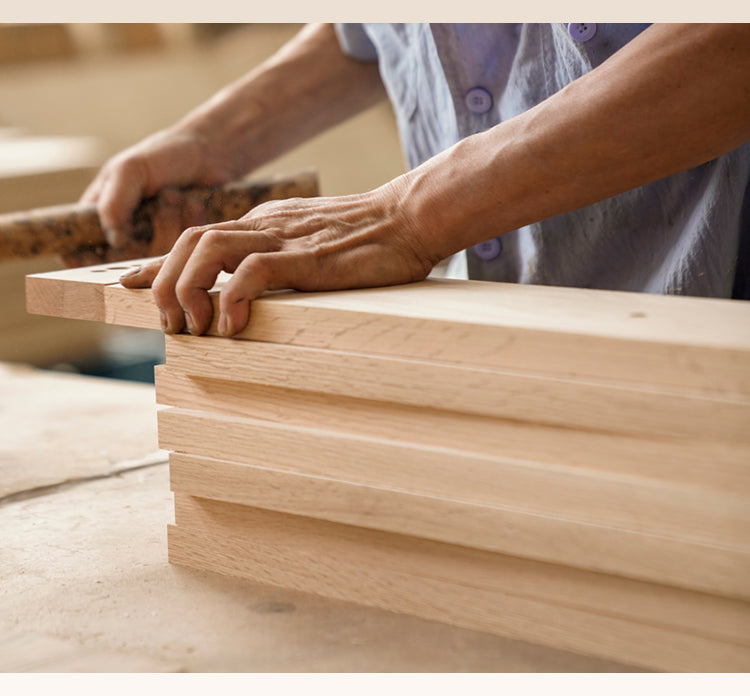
333,23 -> 379,62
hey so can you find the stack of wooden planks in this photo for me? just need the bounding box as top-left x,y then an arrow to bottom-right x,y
26,260 -> 750,671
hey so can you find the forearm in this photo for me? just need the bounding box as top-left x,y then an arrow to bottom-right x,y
400,23 -> 750,259
175,23 -> 387,179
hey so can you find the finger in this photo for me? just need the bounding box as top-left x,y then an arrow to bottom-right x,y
218,250 -> 305,336
149,224 -> 215,334
176,228 -> 282,335
97,159 -> 148,250
118,256 -> 166,288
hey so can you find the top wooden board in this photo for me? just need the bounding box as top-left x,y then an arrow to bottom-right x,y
26,257 -> 750,396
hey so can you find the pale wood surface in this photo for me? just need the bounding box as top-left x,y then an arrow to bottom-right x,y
0,633 -> 182,672
169,496 -> 750,672
164,333 -> 750,443
22,260 -> 750,670
26,260 -> 142,322
169,450 -> 750,600
154,367 -> 750,495
161,413 -> 750,600
168,490 -> 750,648
0,135 -> 101,179
0,362 -> 162,499
1,366 -> 635,672
24,258 -> 750,395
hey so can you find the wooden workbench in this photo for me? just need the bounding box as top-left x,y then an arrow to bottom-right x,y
0,361 -> 636,672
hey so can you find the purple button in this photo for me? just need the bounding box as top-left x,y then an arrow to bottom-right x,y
568,23 -> 597,42
473,238 -> 502,261
465,87 -> 493,114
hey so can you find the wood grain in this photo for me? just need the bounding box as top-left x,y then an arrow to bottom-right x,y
164,333 -> 750,443
160,410 -> 750,598
168,496 -> 750,672
110,277 -> 750,397
25,259 -> 144,322
154,367 -> 750,495
27,259 -> 750,395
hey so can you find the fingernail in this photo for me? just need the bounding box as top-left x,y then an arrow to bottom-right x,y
184,312 -> 194,334
159,310 -> 169,332
119,266 -> 141,281
218,313 -> 229,336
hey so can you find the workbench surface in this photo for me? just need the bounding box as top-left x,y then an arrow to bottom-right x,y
0,362 -> 636,672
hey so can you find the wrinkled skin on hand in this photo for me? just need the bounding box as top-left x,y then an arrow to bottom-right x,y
120,181 -> 439,337
61,186 -> 213,267
63,129 -> 236,267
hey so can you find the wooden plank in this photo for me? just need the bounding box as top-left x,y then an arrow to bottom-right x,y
168,496 -> 750,672
25,259 -> 144,322
102,274 -> 750,397
27,260 -> 750,395
154,367 -> 750,495
164,333 -> 750,443
159,409 -> 750,598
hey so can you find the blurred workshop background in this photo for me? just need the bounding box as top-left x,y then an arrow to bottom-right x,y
0,23 -> 404,381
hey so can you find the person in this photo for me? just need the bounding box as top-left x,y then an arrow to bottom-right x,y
78,23 -> 750,338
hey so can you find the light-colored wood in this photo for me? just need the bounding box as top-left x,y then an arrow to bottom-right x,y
168,496 -> 750,672
0,362 -> 163,499
154,367 -> 750,495
164,333 -> 750,443
0,633 -> 182,672
101,274 -> 750,397
25,260 -> 144,322
0,257 -> 108,365
0,135 -> 101,180
160,409 -> 750,599
27,259 -> 750,395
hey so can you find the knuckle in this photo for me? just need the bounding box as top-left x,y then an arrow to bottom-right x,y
227,255 -> 266,294
182,225 -> 207,245
150,277 -> 177,309
197,228 -> 226,248
174,276 -> 199,307
113,153 -> 146,181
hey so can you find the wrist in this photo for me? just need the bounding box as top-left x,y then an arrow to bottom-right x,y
395,134 -> 513,261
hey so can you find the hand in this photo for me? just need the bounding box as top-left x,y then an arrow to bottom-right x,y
62,186 -> 213,267
119,180 -> 440,337
76,127 -> 236,257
